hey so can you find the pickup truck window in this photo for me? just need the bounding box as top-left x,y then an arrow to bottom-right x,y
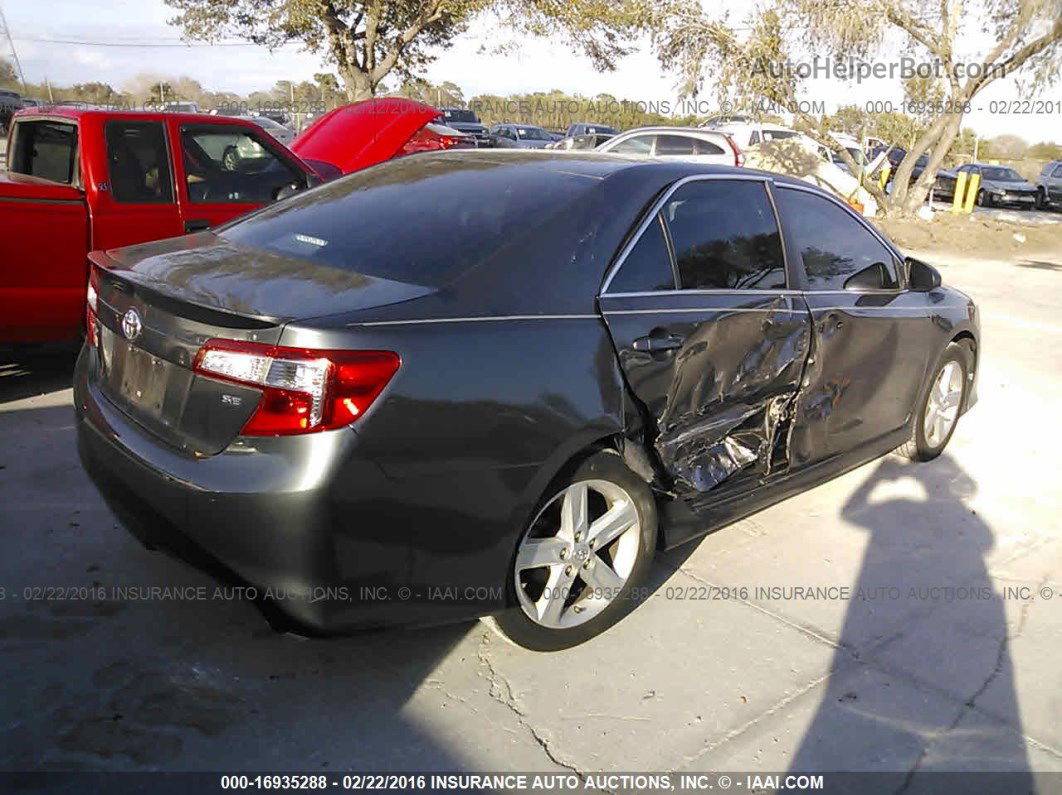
105,121 -> 174,203
180,125 -> 302,205
9,120 -> 78,184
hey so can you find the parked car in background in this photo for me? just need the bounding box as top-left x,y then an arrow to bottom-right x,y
548,131 -> 616,150
436,107 -> 491,146
1,98 -> 458,343
565,122 -> 618,138
702,120 -> 802,150
488,123 -> 555,149
949,163 -> 1038,208
238,114 -> 295,146
596,126 -> 743,167
161,101 -> 201,114
0,88 -> 22,134
0,108 -> 321,342
825,132 -> 867,173
1035,160 -> 1062,210
76,152 -> 979,650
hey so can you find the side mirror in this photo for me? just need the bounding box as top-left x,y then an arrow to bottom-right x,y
273,182 -> 300,202
843,262 -> 889,291
907,257 -> 941,291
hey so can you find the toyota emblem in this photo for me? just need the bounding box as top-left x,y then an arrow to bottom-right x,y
121,308 -> 143,341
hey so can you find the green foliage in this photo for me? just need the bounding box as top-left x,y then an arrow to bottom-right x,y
165,0 -> 651,100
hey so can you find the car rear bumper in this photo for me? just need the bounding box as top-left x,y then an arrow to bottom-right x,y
74,345 -> 514,632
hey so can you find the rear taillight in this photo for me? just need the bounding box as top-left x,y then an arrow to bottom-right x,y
724,134 -> 745,167
86,272 -> 99,347
193,339 -> 399,436
398,123 -> 474,155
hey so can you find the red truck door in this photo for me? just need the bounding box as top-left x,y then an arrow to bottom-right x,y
171,120 -> 309,232
88,118 -> 185,250
0,117 -> 89,342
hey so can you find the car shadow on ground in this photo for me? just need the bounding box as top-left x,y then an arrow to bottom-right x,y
1015,259 -> 1062,271
0,369 -> 483,772
0,345 -> 78,405
786,455 -> 1031,786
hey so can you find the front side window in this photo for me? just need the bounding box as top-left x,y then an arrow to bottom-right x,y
608,215 -> 675,293
105,121 -> 173,203
1053,165 -> 1062,178
180,125 -> 302,204
608,135 -> 653,154
10,120 -> 78,184
662,180 -> 787,290
774,187 -> 899,291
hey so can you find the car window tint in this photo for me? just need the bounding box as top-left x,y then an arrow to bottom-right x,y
9,120 -> 78,184
180,125 -> 301,204
662,180 -> 786,290
775,187 -> 899,290
105,121 -> 174,204
1052,165 -> 1062,178
749,130 -> 761,145
220,157 -> 603,288
609,135 -> 653,154
694,138 -> 725,155
608,214 -> 675,293
654,135 -> 695,155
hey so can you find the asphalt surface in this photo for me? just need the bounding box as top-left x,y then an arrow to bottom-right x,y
1,247 -> 1061,780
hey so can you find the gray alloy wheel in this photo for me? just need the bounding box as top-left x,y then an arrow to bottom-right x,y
484,449 -> 657,651
897,342 -> 970,462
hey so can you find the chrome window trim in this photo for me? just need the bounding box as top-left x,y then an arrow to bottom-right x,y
605,288 -> 803,299
600,173 -> 780,296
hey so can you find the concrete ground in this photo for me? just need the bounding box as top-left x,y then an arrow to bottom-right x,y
1,248 -> 1061,781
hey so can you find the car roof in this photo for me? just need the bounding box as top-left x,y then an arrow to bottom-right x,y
10,106 -> 244,124
614,126 -> 729,136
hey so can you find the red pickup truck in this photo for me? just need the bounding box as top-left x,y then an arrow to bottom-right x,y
0,99 -> 463,343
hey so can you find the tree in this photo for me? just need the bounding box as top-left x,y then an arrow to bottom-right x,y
0,58 -> 18,90
166,0 -> 651,102
650,0 -> 1062,216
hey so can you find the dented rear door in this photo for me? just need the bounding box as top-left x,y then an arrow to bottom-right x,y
599,175 -> 812,500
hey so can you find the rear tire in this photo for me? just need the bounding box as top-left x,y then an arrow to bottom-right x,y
897,343 -> 970,462
484,449 -> 657,651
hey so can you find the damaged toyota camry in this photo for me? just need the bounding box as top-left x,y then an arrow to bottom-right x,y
76,151 -> 979,650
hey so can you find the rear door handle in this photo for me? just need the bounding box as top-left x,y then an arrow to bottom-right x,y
184,219 -> 211,233
633,334 -> 685,352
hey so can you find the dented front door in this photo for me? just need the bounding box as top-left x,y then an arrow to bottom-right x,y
600,176 -> 812,501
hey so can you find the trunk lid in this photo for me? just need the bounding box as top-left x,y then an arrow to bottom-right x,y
88,234 -> 432,455
290,98 -> 438,174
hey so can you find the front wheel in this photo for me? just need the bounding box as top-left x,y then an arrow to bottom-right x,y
897,343 -> 970,462
483,449 -> 658,651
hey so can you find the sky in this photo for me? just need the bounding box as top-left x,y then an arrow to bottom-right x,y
3,0 -> 1059,143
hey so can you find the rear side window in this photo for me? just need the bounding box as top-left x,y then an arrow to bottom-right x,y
10,120 -> 78,184
655,135 -> 695,155
662,180 -> 786,290
105,121 -> 174,203
608,215 -> 675,293
1052,165 -> 1062,178
694,138 -> 724,155
774,187 -> 899,290
220,157 -> 601,288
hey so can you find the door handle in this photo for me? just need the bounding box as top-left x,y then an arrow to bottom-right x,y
633,334 -> 685,352
184,219 -> 211,233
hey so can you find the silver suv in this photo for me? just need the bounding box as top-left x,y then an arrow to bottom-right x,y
1036,160 -> 1062,210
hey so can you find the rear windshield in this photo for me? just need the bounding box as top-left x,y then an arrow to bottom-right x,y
981,167 -> 1022,181
442,109 -> 479,123
218,155 -> 599,287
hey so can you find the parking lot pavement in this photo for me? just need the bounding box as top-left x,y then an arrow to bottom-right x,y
2,248 -> 1061,776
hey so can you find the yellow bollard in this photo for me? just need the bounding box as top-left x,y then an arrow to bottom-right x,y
963,173 -> 981,213
952,171 -> 967,213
